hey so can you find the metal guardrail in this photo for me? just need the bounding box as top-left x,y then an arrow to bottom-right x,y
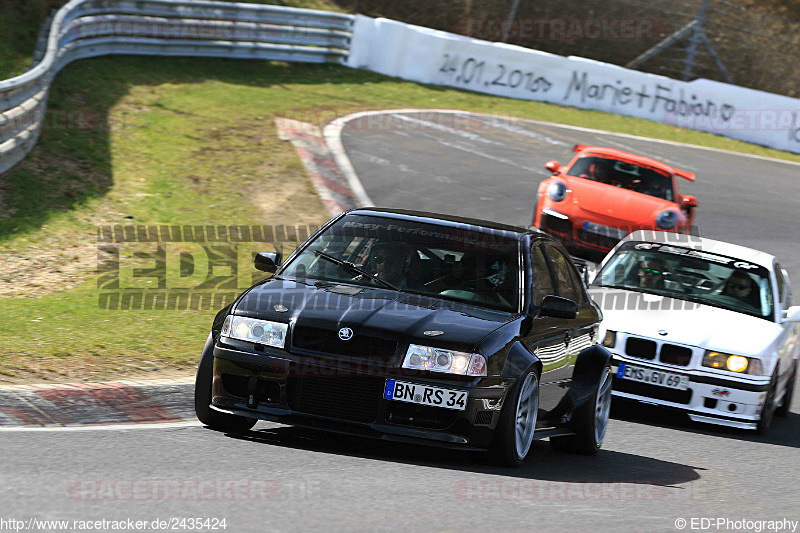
0,0 -> 355,175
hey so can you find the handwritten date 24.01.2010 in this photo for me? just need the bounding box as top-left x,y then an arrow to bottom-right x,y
439,54 -> 553,94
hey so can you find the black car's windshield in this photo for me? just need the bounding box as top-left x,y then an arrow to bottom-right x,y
567,155 -> 674,201
592,241 -> 774,320
281,215 -> 521,312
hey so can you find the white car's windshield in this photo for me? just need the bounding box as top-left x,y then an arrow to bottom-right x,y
592,241 -> 774,320
281,215 -> 521,312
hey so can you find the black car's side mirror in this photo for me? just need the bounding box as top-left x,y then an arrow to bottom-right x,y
254,252 -> 282,273
539,295 -> 578,319
571,258 -> 591,286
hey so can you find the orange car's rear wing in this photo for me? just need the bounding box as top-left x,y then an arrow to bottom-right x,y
674,169 -> 696,181
573,144 -> 586,152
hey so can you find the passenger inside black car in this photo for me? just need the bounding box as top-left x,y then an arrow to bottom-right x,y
426,252 -> 514,307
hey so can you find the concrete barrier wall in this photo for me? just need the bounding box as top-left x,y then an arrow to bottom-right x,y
346,16 -> 800,154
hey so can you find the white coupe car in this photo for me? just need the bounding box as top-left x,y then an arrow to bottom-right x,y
588,231 -> 800,433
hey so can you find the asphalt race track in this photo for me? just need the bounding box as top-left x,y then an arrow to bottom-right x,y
4,111 -> 799,532
339,110 -> 800,283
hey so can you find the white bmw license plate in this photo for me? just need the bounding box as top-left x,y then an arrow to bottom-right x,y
383,379 -> 467,410
616,363 -> 689,390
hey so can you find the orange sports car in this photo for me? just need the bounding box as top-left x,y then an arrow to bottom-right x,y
532,145 -> 698,260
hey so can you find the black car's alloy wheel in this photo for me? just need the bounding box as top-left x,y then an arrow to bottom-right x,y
490,371 -> 539,467
194,333 -> 257,433
551,364 -> 613,455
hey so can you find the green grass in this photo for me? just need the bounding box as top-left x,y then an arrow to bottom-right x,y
1,55 -> 799,383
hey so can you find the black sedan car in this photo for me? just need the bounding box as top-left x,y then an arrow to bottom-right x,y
195,208 -> 613,466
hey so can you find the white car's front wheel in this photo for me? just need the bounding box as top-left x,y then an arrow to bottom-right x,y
775,362 -> 796,418
756,371 -> 779,435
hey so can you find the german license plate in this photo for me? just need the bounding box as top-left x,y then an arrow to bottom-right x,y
383,380 -> 467,410
582,221 -> 626,239
616,363 -> 689,390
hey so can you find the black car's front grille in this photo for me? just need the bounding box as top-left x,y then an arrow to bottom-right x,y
292,326 -> 397,358
614,379 -> 693,404
221,374 -> 250,398
660,344 -> 693,366
625,337 -> 657,360
385,402 -> 458,430
221,374 -> 280,404
474,410 -> 494,426
287,376 -> 384,423
577,229 -> 619,251
541,212 -> 572,236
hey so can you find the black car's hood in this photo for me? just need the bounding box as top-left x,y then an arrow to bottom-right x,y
233,277 -> 516,351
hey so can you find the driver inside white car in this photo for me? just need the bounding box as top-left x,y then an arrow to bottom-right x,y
721,271 -> 761,308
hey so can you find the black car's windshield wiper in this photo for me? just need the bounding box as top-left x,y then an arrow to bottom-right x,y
313,250 -> 400,291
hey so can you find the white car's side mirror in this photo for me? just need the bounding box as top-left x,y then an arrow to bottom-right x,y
783,305 -> 800,323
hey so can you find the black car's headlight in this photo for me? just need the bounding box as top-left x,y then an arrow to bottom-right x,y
702,351 -> 763,375
221,315 -> 288,349
402,344 -> 487,376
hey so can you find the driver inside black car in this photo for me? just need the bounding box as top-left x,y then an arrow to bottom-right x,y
369,243 -> 413,287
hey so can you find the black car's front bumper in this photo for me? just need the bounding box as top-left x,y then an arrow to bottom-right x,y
211,343 -> 509,450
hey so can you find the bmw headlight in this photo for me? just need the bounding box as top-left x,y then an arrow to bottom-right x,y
403,344 -> 487,376
656,210 -> 678,230
547,182 -> 568,202
702,351 -> 763,375
221,315 -> 288,349
602,330 -> 616,348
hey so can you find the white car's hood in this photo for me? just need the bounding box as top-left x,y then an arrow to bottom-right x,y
589,287 -> 781,355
